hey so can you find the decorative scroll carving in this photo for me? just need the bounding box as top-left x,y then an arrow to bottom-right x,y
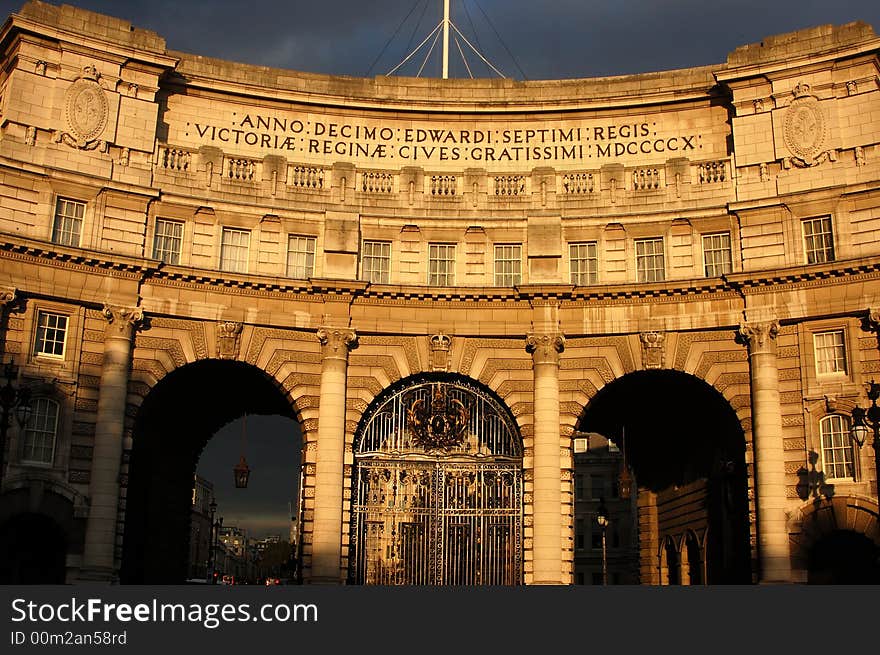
0,287 -> 16,308
317,327 -> 357,360
783,83 -> 828,167
216,321 -> 243,359
429,333 -> 452,372
59,65 -> 109,150
525,332 -> 565,365
101,304 -> 143,335
739,320 -> 779,354
640,331 -> 665,369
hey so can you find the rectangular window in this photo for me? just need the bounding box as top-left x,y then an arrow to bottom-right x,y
802,216 -> 835,264
494,244 -> 522,286
52,198 -> 85,247
362,240 -> 391,284
591,529 -> 603,550
576,518 -> 585,550
22,398 -> 59,465
286,235 -> 316,279
820,415 -> 854,480
591,475 -> 605,501
570,242 -> 598,285
702,232 -> 732,277
152,218 -> 183,264
814,330 -> 847,376
220,228 -> 250,273
428,243 -> 456,286
635,237 -> 665,283
575,474 -> 585,501
34,311 -> 68,358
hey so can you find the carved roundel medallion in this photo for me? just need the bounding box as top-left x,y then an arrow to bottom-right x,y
783,94 -> 826,164
64,74 -> 108,146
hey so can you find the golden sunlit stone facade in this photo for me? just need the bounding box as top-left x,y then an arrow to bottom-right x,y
0,1 -> 878,584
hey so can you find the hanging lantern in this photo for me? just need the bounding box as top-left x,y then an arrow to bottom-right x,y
233,454 -> 250,489
233,413 -> 251,488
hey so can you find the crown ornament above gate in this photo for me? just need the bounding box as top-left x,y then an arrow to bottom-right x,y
406,384 -> 470,450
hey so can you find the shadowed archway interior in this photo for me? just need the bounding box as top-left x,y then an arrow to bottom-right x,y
0,512 -> 67,583
578,369 -> 752,583
121,360 -> 298,584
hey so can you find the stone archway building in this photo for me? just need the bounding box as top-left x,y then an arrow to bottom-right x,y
0,2 -> 878,584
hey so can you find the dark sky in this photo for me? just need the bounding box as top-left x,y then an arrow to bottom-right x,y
2,1 -> 880,80
197,415 -> 302,540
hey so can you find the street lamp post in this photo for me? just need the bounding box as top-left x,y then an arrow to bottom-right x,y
206,498 -> 217,582
850,380 -> 880,500
212,516 -> 223,584
0,361 -> 32,489
596,497 -> 609,586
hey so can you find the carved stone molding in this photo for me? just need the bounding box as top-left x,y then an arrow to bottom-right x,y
102,304 -> 143,336
59,65 -> 109,150
0,287 -> 16,308
525,332 -> 565,365
739,320 -> 780,354
782,82 -> 828,167
867,308 -> 880,332
429,332 -> 452,371
216,321 -> 243,359
639,331 -> 665,369
317,327 -> 357,360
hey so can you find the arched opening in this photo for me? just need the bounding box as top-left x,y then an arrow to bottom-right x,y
576,369 -> 751,584
0,513 -> 67,583
121,360 -> 301,584
685,532 -> 703,585
808,530 -> 880,584
349,373 -> 523,585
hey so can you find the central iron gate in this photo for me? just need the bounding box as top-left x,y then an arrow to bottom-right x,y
350,378 -> 523,585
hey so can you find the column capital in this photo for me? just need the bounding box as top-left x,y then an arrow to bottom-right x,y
317,327 -> 357,360
525,332 -> 565,364
738,320 -> 779,354
867,308 -> 880,331
102,304 -> 143,336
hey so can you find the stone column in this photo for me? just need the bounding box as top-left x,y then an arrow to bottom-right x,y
80,304 -> 142,582
739,319 -> 791,583
526,331 -> 565,584
310,326 -> 356,584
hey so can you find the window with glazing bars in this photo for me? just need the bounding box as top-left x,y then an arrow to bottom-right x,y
494,244 -> 522,286
52,198 -> 85,247
570,242 -> 598,285
635,237 -> 665,282
287,235 -> 316,278
152,218 -> 183,264
362,240 -> 391,283
22,398 -> 59,465
702,232 -> 732,277
428,243 -> 456,286
814,330 -> 847,375
220,228 -> 250,273
802,216 -> 835,264
34,311 -> 68,358
819,414 -> 854,479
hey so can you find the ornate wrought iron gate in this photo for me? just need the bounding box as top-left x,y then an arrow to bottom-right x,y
350,378 -> 523,585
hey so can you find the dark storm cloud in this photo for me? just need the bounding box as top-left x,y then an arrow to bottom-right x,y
2,0 -> 879,79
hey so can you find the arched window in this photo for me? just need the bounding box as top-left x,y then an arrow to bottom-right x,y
21,398 -> 59,465
819,414 -> 854,480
